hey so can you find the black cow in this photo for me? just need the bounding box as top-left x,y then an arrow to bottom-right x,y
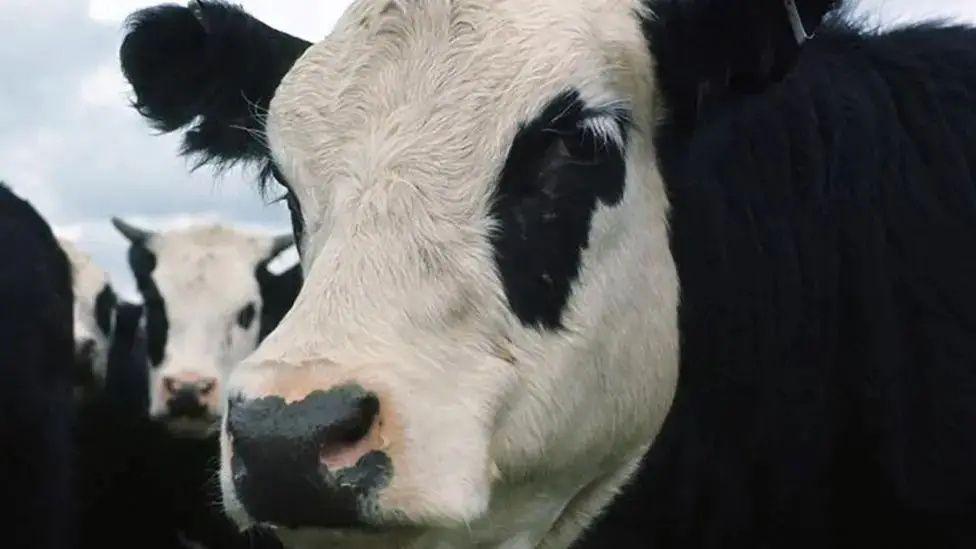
577,7 -> 976,549
0,183 -> 75,549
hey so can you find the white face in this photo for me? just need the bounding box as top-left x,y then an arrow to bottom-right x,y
124,225 -> 289,437
221,0 -> 680,546
59,238 -> 114,389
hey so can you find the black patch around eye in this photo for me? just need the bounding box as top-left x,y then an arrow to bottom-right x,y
128,244 -> 168,367
490,90 -> 629,330
237,303 -> 257,329
94,284 -> 118,336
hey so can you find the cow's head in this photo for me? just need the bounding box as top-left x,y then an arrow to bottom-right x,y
59,238 -> 117,395
112,218 -> 295,437
121,0 -> 837,544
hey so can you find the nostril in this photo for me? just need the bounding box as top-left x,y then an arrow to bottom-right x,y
319,394 -> 380,471
163,376 -> 179,395
331,393 -> 379,444
197,378 -> 217,396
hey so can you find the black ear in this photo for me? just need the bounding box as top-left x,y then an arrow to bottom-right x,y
119,0 -> 312,168
255,263 -> 302,342
645,0 -> 841,125
94,285 -> 118,336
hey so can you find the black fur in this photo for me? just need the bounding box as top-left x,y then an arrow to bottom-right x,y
94,283 -> 117,336
75,405 -> 283,549
102,303 -> 150,414
75,303 -> 283,549
256,262 -> 302,341
119,0 -> 311,169
645,0 -> 839,160
0,184 -> 75,549
127,243 -> 168,366
491,91 -> 629,329
576,18 -> 976,549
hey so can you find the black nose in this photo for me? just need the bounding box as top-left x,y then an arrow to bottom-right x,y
227,385 -> 391,529
167,387 -> 209,418
163,376 -> 216,418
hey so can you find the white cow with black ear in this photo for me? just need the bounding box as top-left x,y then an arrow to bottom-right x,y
59,238 -> 117,394
120,1 -> 976,548
112,218 -> 295,437
116,0 -> 840,545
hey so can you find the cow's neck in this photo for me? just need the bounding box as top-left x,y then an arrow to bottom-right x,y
405,451 -> 647,548
535,450 -> 647,548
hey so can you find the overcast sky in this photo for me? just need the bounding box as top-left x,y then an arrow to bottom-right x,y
2,0 -> 975,301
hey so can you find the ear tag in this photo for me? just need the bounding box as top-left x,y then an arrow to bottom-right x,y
784,0 -> 813,45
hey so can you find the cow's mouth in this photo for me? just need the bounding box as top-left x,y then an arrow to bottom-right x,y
163,415 -> 221,438
267,523 -> 425,547
72,342 -> 97,395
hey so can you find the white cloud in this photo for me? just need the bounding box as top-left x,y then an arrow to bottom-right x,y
78,63 -> 129,108
87,0 -> 149,23
0,129 -> 70,218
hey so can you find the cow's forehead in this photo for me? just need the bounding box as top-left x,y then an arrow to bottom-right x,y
267,0 -> 651,192
148,226 -> 266,304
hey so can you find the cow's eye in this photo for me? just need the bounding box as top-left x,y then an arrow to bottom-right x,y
237,303 -> 256,329
270,163 -> 306,253
284,192 -> 305,248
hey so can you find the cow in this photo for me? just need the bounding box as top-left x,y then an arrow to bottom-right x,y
0,183 -> 75,549
119,1 -> 976,548
58,238 -> 119,398
111,218 -> 298,437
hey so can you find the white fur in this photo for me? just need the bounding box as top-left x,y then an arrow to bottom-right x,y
223,1 -> 678,547
59,238 -> 112,382
143,225 -> 286,432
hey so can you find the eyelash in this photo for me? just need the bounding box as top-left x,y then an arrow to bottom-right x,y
265,161 -> 306,252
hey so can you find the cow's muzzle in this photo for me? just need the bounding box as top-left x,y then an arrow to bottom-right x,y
226,384 -> 392,529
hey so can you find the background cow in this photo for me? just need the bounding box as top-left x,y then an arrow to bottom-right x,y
73,255 -> 295,548
120,0 -> 976,548
59,238 -> 119,398
111,218 -> 297,437
0,183 -> 75,549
